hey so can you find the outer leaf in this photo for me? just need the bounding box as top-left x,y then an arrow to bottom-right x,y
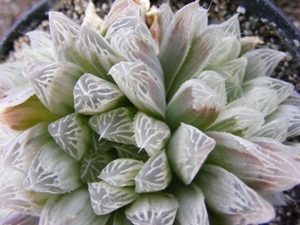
80,151 -> 114,183
125,192 -> 179,225
0,170 -> 50,216
40,188 -> 110,225
135,150 -> 172,193
171,182 -> 209,225
207,106 -> 264,137
166,123 -> 215,184
99,158 -> 144,187
109,61 -> 166,119
88,181 -> 139,215
134,111 -> 171,156
243,77 -> 294,104
73,73 -> 128,115
0,122 -> 50,173
23,62 -> 84,116
23,139 -> 82,194
48,113 -> 92,160
195,165 -> 275,225
243,49 -> 285,81
166,79 -> 224,131
206,131 -> 300,194
89,107 -> 136,145
0,211 -> 39,225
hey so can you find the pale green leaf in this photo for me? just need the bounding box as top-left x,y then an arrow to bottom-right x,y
73,73 -> 128,116
125,192 -> 179,225
166,79 -> 224,131
133,111 -> 171,156
40,188 -> 110,225
206,131 -> 300,194
23,139 -> 82,194
48,113 -> 92,160
135,150 -> 172,193
166,123 -> 215,184
195,165 -> 275,225
225,83 -> 243,103
23,62 -> 84,116
109,61 -> 166,119
113,143 -> 148,161
88,181 -> 139,215
89,107 -> 136,145
99,158 -> 144,187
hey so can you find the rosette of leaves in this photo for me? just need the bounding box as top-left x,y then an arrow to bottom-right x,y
1,0 -> 300,224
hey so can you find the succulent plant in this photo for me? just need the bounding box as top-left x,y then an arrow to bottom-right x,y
1,0 -> 300,224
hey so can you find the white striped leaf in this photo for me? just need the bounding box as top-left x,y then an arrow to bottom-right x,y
251,117 -> 289,142
99,158 -> 144,187
23,62 -> 84,116
73,73 -> 128,116
109,61 -> 166,120
196,70 -> 227,105
225,83 -> 243,103
88,181 -> 139,215
135,150 -> 172,193
0,170 -> 50,216
0,122 -> 50,173
226,86 -> 278,116
23,139 -> 82,194
195,165 -> 275,225
266,104 -> 300,138
113,143 -> 148,161
282,90 -> 300,106
243,77 -> 294,104
49,12 -> 100,75
243,49 -> 285,81
166,123 -> 215,184
207,106 -> 264,137
133,111 -> 171,156
40,188 -> 110,225
80,151 -> 114,183
0,212 -> 39,225
125,192 -> 179,225
89,107 -> 136,145
166,79 -> 224,131
171,182 -> 209,225
206,131 -> 300,194
48,113 -> 92,161
74,22 -> 123,79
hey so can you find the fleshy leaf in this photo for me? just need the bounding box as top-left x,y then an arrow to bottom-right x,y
206,132 -> 300,194
167,25 -> 223,99
0,170 -> 50,216
48,113 -> 92,160
74,22 -> 123,79
0,122 -> 50,173
99,158 -> 144,187
266,104 -> 300,138
73,73 -> 128,115
133,111 -> 171,156
112,207 -> 132,225
226,86 -> 278,116
23,62 -> 84,116
88,181 -> 139,215
242,77 -> 294,104
170,182 -> 209,225
166,123 -> 215,184
135,150 -> 172,193
0,87 -> 59,130
49,11 -> 101,75
0,211 -> 39,225
207,106 -> 264,137
23,139 -> 82,194
113,143 -> 148,161
225,83 -> 243,103
40,188 -> 110,225
243,49 -> 285,81
80,151 -> 114,183
125,192 -> 179,225
195,165 -> 275,225
240,36 -> 263,55
109,61 -> 166,119
89,107 -> 136,145
166,79 -> 224,131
